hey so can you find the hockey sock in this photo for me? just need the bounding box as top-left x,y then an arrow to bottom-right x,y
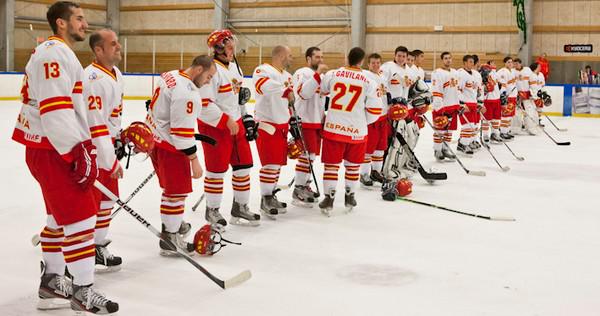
360,154 -> 372,175
160,193 -> 186,233
500,116 -> 512,133
294,154 -> 310,186
443,131 -> 452,143
433,130 -> 443,151
40,215 -> 65,275
459,123 -> 472,145
344,161 -> 360,193
94,199 -> 114,245
371,150 -> 384,172
492,119 -> 501,136
232,168 -> 251,204
482,121 -> 491,137
204,171 -> 225,208
259,165 -> 280,195
323,164 -> 340,195
63,216 -> 96,286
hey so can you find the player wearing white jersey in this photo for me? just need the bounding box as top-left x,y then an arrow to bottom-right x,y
197,30 -> 260,229
84,29 -> 125,272
146,56 -> 215,255
252,46 -> 294,218
530,62 -> 547,126
480,61 -> 504,143
497,56 -> 517,139
318,47 -> 384,214
431,52 -> 461,161
381,46 -> 409,102
291,47 -> 328,206
514,59 -> 538,134
12,2 -> 118,313
456,55 -> 481,155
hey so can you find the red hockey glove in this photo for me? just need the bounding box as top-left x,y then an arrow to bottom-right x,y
70,139 -> 98,190
388,104 -> 409,121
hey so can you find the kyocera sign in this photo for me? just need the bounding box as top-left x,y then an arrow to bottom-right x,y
564,44 -> 593,53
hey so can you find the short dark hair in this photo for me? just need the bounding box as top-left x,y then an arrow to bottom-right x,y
394,46 -> 409,55
462,54 -> 473,63
530,62 -> 539,71
47,1 -> 80,34
305,47 -> 321,60
513,58 -> 522,64
440,51 -> 451,60
191,55 -> 214,69
472,54 -> 479,64
585,65 -> 592,69
348,47 -> 365,66
368,53 -> 381,62
411,49 -> 424,57
89,31 -> 104,51
503,56 -> 513,63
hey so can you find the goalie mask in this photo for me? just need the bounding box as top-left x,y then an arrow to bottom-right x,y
193,224 -> 241,256
207,29 -> 236,62
407,79 -> 429,100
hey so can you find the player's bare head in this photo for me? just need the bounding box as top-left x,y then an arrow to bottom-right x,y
462,55 -> 474,69
472,54 -> 480,66
503,56 -> 513,68
89,29 -> 121,66
348,47 -> 366,67
272,45 -> 293,69
412,50 -> 424,66
394,46 -> 408,64
513,58 -> 522,69
407,53 -> 415,66
305,47 -> 323,70
367,53 -> 382,72
189,55 -> 216,88
47,1 -> 87,42
441,52 -> 452,67
530,62 -> 540,73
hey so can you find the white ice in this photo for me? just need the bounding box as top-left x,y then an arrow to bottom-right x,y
1,100 -> 599,316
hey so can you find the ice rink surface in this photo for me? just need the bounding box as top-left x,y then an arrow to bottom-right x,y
1,100 -> 599,316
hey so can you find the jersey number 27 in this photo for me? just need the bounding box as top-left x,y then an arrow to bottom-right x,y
330,82 -> 362,112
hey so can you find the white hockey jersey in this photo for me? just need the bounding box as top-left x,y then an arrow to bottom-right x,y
414,66 -> 426,82
12,36 -> 90,161
381,61 -> 405,100
497,67 -> 517,97
516,67 -> 535,93
320,66 -> 383,143
252,63 -> 293,126
198,59 -> 244,129
431,68 -> 460,111
456,68 -> 480,104
530,72 -> 546,97
146,70 -> 200,152
403,64 -> 420,99
293,66 -> 325,129
83,62 -> 124,172
364,69 -> 389,121
483,68 -> 501,101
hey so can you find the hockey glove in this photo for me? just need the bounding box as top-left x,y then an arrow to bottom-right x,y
145,99 -> 151,111
114,137 -> 126,160
238,87 -> 251,105
289,116 -> 302,140
70,139 -> 98,190
500,92 -> 508,106
242,114 -> 258,141
388,103 -> 409,121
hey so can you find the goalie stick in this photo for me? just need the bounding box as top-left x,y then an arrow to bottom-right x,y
518,101 -> 571,146
542,113 -> 568,132
397,196 -> 516,221
391,123 -> 448,181
94,181 -> 252,289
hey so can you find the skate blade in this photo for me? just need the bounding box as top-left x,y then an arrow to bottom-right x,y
320,208 -> 332,217
276,208 -> 288,214
37,298 -> 71,310
230,217 -> 260,227
95,264 -> 121,274
159,249 -> 195,257
291,199 -> 315,208
260,210 -> 277,220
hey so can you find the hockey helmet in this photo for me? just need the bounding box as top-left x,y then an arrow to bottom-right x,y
120,121 -> 155,153
193,224 -> 241,256
395,178 -> 413,197
433,115 -> 449,130
207,29 -> 234,49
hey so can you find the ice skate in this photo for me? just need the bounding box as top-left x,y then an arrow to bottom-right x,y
442,146 -> 456,160
37,271 -> 72,310
344,189 -> 357,213
205,207 -> 227,231
319,190 -> 335,217
292,185 -> 316,208
260,195 -> 280,220
159,229 -> 195,257
370,170 -> 385,184
457,141 -> 474,155
490,133 -> 504,144
500,133 -> 513,141
230,200 -> 260,226
71,284 -> 119,315
359,173 -> 375,189
305,179 -> 320,199
434,149 -> 445,161
94,240 -> 121,273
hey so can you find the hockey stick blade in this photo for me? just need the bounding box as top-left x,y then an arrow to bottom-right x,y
542,129 -> 571,146
417,168 -> 448,180
276,178 -> 295,190
467,170 -> 486,176
489,216 -> 516,221
224,270 -> 252,289
31,233 -> 40,246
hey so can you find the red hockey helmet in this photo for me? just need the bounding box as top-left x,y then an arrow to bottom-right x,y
193,224 -> 241,256
207,29 -> 234,49
120,121 -> 155,153
388,104 -> 409,121
395,178 -> 413,197
433,115 -> 449,130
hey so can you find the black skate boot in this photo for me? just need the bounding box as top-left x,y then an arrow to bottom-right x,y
360,173 -> 374,189
159,228 -> 195,257
230,200 -> 260,226
370,170 -> 385,184
292,185 -> 315,208
490,133 -> 504,144
344,189 -> 357,213
271,191 -> 288,214
457,141 -> 474,155
500,132 -> 513,141
37,270 -> 72,310
319,190 -> 336,217
305,179 -> 320,199
95,240 -> 122,273
260,195 -> 280,220
442,146 -> 456,160
483,134 -> 490,143
434,149 -> 445,161
71,284 -> 119,314
205,207 -> 227,231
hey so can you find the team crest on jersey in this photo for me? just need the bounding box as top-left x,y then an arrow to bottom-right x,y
89,72 -> 98,81
44,41 -> 56,49
187,83 -> 194,91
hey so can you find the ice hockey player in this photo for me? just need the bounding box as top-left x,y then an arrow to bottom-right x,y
318,47 -> 385,215
252,46 -> 294,219
480,61 -> 504,143
513,58 -> 538,135
146,56 -> 215,255
84,29 -> 125,272
12,2 -> 118,313
530,62 -> 546,126
431,52 -> 461,161
291,46 -> 328,206
411,50 -> 426,82
456,54 -> 480,155
197,29 -> 260,229
496,56 -> 517,140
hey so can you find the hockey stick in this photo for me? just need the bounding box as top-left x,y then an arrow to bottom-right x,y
503,141 -> 525,161
191,193 -> 205,212
288,101 -> 320,196
276,177 -> 295,191
393,127 -> 447,181
423,115 -> 486,176
397,196 -> 516,221
94,181 -> 252,289
465,112 -> 510,172
519,102 -> 571,146
542,113 -> 567,132
31,171 -> 156,247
